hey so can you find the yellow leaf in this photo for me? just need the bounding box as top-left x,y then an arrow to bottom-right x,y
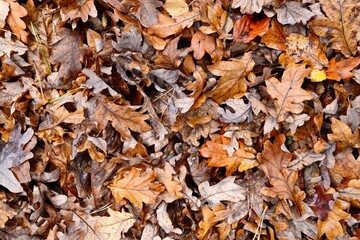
310,69 -> 327,82
108,167 -> 164,210
163,0 -> 188,18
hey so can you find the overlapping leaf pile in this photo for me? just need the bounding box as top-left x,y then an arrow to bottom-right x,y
0,0 -> 360,239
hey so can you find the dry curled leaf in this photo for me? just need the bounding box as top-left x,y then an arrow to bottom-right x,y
5,0 -> 28,43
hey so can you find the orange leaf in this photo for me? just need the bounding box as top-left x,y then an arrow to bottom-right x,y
233,14 -> 270,43
261,18 -> 287,51
328,117 -> 360,148
5,0 -> 28,43
325,57 -> 360,81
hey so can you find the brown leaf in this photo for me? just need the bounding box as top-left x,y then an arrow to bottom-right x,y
134,0 -> 162,28
93,96 -> 151,140
275,1 -> 315,25
309,0 -> 359,57
0,125 -> 34,193
108,167 -> 164,210
318,200 -> 350,239
147,10 -> 200,38
328,117 -> 360,148
163,0 -> 188,18
261,18 -> 287,51
233,14 -> 270,43
59,0 -> 97,22
207,52 -> 255,104
231,0 -> 272,14
325,57 -> 360,81
266,64 -> 313,122
0,31 -> 28,57
50,28 -> 83,80
258,134 -> 303,205
5,0 -> 28,43
190,31 -> 216,60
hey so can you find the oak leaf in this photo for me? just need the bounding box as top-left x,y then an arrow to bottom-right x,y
309,0 -> 359,57
147,10 -> 200,38
156,202 -> 182,234
50,28 -> 83,80
0,31 -> 28,57
93,97 -> 151,139
328,117 -> 360,148
258,134 -> 303,205
0,125 -> 34,193
197,204 -> 227,240
108,167 -> 164,210
199,176 -> 246,208
231,0 -> 272,14
82,68 -> 117,96
59,0 -> 97,22
318,200 -> 350,240
325,57 -> 360,81
207,52 -> 255,104
95,208 -> 136,240
275,1 -> 315,25
261,18 -> 287,51
266,64 -> 313,122
219,98 -> 251,123
155,162 -> 183,202
5,0 -> 28,43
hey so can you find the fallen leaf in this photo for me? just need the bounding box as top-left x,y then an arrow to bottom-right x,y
155,162 -> 183,201
233,14 -> 270,43
197,204 -> 227,239
261,18 -> 287,51
135,0 -> 162,28
266,64 -> 313,122
148,10 -> 200,38
199,176 -> 246,208
309,0 -> 359,57
92,96 -> 152,139
318,200 -> 350,239
310,69 -> 327,82
0,31 -> 28,57
325,57 -> 360,81
50,28 -> 83,80
258,134 -> 303,206
219,98 -> 252,123
163,0 -> 188,18
156,202 -> 182,234
59,0 -> 97,22
108,167 -> 164,210
207,52 -> 255,104
5,0 -> 28,43
0,0 -> 9,28
0,125 -> 34,193
190,31 -> 216,60
95,208 -> 136,240
82,68 -> 117,96
231,0 -> 272,14
275,1 -> 315,25
328,117 -> 360,148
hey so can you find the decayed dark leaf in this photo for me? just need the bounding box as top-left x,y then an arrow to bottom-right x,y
0,125 -> 34,193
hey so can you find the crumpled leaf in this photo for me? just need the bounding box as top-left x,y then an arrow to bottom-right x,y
156,202 -> 182,234
147,10 -> 200,38
309,0 -> 359,57
0,31 -> 28,57
258,134 -> 303,204
0,125 -> 34,193
108,167 -> 164,210
275,1 -> 315,25
219,98 -> 251,123
59,0 -> 97,22
261,18 -> 287,51
82,68 -> 117,96
318,200 -> 350,239
266,64 -> 313,122
231,0 -> 272,14
95,208 -> 136,240
190,31 -> 216,60
135,0 -> 162,28
50,28 -> 83,80
328,117 -> 360,148
325,57 -> 360,81
207,52 -> 255,104
197,204 -> 227,239
92,97 -> 151,139
5,0 -> 28,43
199,176 -> 246,208
233,14 -> 270,43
